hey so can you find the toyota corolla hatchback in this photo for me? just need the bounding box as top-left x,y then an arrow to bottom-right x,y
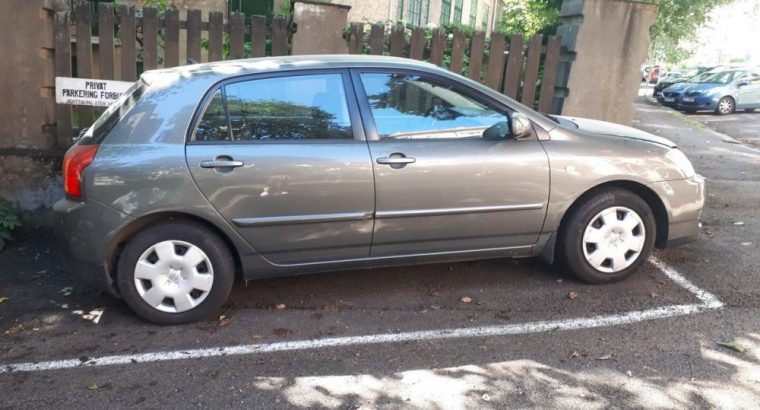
55,55 -> 704,324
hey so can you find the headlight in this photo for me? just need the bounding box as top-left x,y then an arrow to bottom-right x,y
666,148 -> 696,178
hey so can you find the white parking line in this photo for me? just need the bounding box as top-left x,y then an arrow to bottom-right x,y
0,257 -> 723,374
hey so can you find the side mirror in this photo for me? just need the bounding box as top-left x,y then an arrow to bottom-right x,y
510,112 -> 533,139
738,80 -> 749,87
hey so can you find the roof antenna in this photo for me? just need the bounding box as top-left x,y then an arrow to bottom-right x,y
187,58 -> 199,65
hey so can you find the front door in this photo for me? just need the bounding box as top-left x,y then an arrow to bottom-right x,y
352,70 -> 550,257
187,71 -> 375,264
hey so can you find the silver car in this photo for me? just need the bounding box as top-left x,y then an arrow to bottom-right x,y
55,56 -> 705,324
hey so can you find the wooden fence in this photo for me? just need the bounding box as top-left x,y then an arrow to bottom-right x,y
53,2 -> 291,144
346,23 -> 561,115
53,2 -> 560,147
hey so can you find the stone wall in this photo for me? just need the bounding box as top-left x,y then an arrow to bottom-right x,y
0,0 -> 62,211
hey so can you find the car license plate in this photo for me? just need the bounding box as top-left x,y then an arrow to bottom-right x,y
683,97 -> 695,102
664,97 -> 675,102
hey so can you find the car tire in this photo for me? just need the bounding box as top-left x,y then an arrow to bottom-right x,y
716,96 -> 735,115
116,220 -> 235,324
556,188 -> 656,284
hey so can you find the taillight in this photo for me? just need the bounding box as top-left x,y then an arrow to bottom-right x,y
63,144 -> 99,199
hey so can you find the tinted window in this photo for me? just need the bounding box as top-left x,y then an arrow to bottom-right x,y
84,80 -> 146,144
224,74 -> 352,141
360,73 -> 507,140
195,90 -> 231,142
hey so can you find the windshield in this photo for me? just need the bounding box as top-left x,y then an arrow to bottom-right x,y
80,80 -> 146,144
692,71 -> 744,84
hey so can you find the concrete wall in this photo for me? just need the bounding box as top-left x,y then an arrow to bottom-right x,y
555,0 -> 658,125
0,0 -> 62,211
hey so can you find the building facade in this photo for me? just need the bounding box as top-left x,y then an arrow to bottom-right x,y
331,0 -> 502,34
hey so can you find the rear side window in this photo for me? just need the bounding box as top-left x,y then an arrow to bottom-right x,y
194,73 -> 353,142
83,80 -> 146,144
195,90 -> 230,141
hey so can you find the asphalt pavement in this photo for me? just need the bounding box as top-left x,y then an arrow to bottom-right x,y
1,97 -> 759,409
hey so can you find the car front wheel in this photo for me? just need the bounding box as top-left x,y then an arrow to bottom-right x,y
556,189 -> 656,284
116,221 -> 235,324
716,96 -> 735,115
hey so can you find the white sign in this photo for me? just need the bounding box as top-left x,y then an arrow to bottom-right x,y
55,77 -> 134,107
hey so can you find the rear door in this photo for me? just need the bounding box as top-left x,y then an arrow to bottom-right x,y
352,69 -> 550,257
186,70 -> 375,264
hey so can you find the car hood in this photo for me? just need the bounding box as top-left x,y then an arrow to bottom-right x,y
663,82 -> 693,93
556,116 -> 676,148
682,82 -> 729,94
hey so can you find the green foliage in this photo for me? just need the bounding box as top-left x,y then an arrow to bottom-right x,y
499,0 -> 562,36
646,0 -> 733,64
0,199 -> 20,251
274,0 -> 292,17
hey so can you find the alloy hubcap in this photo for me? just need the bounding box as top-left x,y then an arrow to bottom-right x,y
134,240 -> 214,313
719,99 -> 733,113
582,206 -> 646,273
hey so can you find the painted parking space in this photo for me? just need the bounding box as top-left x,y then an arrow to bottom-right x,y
0,255 -> 722,374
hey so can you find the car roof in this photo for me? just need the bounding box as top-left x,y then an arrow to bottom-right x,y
141,55 -> 441,84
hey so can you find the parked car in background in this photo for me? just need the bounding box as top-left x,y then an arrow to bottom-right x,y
654,66 -> 716,97
653,72 -> 681,96
664,69 -> 760,114
648,66 -> 663,84
55,55 -> 705,324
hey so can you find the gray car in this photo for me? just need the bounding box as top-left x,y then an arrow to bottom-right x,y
55,55 -> 704,324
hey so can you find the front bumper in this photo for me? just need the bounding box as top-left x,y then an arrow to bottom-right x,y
675,96 -> 718,111
53,197 -> 134,295
648,175 -> 706,248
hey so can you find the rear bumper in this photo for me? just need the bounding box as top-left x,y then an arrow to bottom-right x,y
648,175 -> 705,248
53,197 -> 134,295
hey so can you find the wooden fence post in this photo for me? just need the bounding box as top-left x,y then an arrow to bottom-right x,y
369,24 -> 384,55
468,31 -> 486,81
271,15 -> 288,56
119,5 -> 136,80
521,34 -> 543,106
348,22 -> 364,54
229,12 -> 245,59
54,0 -> 72,147
389,24 -> 405,57
97,3 -> 114,80
186,9 -> 202,63
208,12 -> 224,62
250,15 -> 267,58
449,30 -> 466,74
409,27 -> 426,60
428,28 -> 445,67
538,36 -> 561,113
484,34 -> 506,90
142,8 -> 158,70
74,0 -> 93,127
503,34 -> 524,99
164,8 -> 179,67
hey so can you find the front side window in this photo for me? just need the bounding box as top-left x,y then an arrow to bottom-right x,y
195,73 -> 353,142
360,73 -> 508,140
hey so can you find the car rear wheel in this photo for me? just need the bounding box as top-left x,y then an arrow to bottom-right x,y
556,189 -> 656,284
716,96 -> 735,115
116,221 -> 234,324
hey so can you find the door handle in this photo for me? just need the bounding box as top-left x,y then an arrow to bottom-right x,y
376,154 -> 416,167
200,159 -> 244,168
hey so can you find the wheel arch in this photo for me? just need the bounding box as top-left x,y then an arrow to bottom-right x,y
106,211 -> 243,295
550,180 -> 669,257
